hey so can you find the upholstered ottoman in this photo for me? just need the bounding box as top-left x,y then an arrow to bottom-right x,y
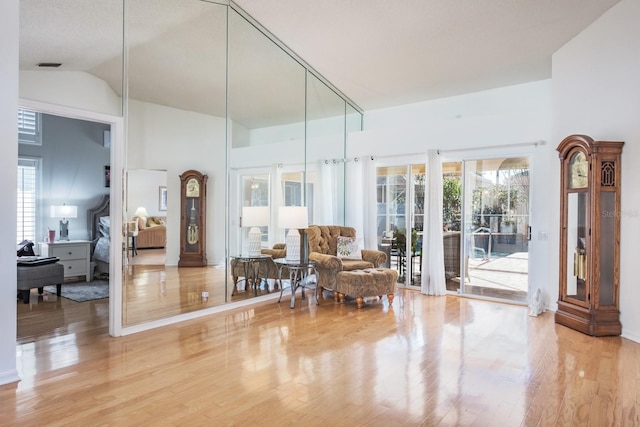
17,262 -> 64,304
335,268 -> 398,309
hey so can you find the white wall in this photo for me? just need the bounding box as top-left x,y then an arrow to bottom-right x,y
19,70 -> 121,117
0,0 -> 20,385
128,169 -> 168,218
127,100 -> 227,266
364,80 -> 552,132
551,0 -> 640,342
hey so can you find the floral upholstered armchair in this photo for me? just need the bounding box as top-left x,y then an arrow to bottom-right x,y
307,225 -> 387,294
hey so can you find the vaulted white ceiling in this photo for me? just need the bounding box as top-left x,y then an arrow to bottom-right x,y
233,0 -> 621,110
20,0 -> 621,118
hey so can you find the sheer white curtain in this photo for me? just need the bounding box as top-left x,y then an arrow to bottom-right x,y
346,158 -> 363,236
421,150 -> 446,295
315,160 -> 337,225
270,165 -> 285,245
346,156 -> 377,249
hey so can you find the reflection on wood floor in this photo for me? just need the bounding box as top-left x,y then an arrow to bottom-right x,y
17,262 -> 278,343
123,264 -> 278,326
11,288 -> 640,425
127,247 -> 166,266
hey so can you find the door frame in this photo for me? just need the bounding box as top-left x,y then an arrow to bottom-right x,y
19,98 -> 125,336
375,157 -> 425,288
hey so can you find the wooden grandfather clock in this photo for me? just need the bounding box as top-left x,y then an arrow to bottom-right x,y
556,134 -> 623,336
178,170 -> 208,267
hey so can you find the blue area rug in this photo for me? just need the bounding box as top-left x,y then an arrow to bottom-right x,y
44,280 -> 109,302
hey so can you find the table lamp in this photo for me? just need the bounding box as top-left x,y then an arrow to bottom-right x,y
134,206 -> 149,218
242,206 -> 269,256
50,203 -> 78,241
278,206 -> 309,262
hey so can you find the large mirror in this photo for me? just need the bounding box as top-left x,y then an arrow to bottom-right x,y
123,0 -> 227,325
228,7 -> 309,299
306,73 -> 349,225
19,0 -> 362,330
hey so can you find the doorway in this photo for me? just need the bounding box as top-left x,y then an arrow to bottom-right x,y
444,157 -> 530,302
16,105 -> 119,343
127,169 -> 168,267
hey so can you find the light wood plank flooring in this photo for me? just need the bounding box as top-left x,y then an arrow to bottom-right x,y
8,288 -> 640,425
128,248 -> 166,266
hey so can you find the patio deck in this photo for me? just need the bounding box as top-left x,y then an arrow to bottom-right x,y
394,251 -> 530,303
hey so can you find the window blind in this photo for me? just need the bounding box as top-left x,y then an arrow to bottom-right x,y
17,158 -> 38,243
18,109 -> 41,145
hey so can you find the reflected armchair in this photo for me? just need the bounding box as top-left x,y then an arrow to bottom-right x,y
307,225 -> 387,295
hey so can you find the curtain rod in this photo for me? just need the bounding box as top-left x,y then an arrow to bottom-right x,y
438,139 -> 545,155
230,163 -> 284,171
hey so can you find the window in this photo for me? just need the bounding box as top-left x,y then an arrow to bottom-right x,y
17,158 -> 40,243
18,109 -> 42,145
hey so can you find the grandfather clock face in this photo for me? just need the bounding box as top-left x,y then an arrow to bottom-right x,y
186,178 -> 200,197
569,151 -> 588,189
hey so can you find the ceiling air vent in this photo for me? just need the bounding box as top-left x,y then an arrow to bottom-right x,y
37,62 -> 62,68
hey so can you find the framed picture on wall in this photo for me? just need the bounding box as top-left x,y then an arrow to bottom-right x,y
159,186 -> 167,211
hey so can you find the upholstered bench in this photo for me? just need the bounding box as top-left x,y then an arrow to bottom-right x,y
335,268 -> 398,309
17,262 -> 64,304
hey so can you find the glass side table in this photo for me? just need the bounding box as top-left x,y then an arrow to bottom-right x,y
274,258 -> 319,309
230,254 -> 272,296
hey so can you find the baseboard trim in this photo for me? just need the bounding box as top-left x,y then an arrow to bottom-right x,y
0,369 -> 21,386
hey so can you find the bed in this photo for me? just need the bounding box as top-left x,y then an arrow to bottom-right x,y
88,194 -> 110,278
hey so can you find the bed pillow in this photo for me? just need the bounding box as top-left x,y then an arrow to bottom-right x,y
336,236 -> 362,260
99,216 -> 111,238
93,237 -> 110,263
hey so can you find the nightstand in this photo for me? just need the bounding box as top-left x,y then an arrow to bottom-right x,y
39,240 -> 91,282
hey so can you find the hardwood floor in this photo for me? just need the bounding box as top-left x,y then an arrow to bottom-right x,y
128,248 -> 166,266
123,264 -> 277,326
8,286 -> 640,425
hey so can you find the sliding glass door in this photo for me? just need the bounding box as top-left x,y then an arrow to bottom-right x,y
376,164 -> 425,287
444,157 -> 530,302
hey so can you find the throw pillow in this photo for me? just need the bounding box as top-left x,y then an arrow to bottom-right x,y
337,236 -> 362,260
137,216 -> 147,230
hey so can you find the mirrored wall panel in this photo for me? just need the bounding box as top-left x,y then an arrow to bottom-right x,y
19,0 -> 363,330
123,0 -> 227,326
227,7 -> 307,300
306,74 -> 348,225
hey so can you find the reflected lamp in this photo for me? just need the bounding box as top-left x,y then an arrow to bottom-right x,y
242,206 -> 269,256
134,206 -> 149,218
50,204 -> 78,241
134,206 -> 150,230
278,206 -> 309,262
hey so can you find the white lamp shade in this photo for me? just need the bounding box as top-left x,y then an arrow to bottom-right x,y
50,205 -> 78,219
242,206 -> 269,227
278,206 -> 308,230
134,206 -> 149,218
